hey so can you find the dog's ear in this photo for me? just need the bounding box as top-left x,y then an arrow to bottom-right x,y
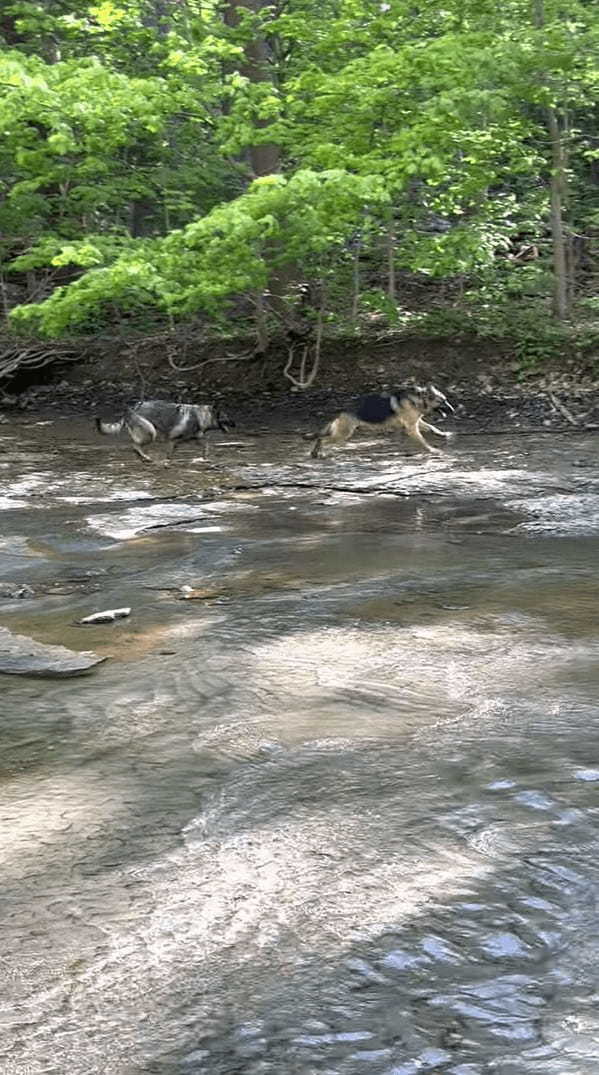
428,384 -> 455,414
417,384 -> 435,407
408,385 -> 425,405
217,409 -> 234,431
433,385 -> 455,413
425,384 -> 446,407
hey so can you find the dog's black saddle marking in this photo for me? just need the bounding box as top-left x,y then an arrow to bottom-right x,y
131,401 -> 180,432
354,394 -> 398,424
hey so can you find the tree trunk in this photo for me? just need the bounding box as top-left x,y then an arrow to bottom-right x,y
142,0 -> 172,37
386,212 -> 396,304
223,0 -> 295,326
0,272 -> 9,324
253,289 -> 269,352
351,242 -> 361,325
129,197 -> 156,238
546,106 -> 570,320
223,0 -> 281,179
0,14 -> 23,45
533,0 -> 570,320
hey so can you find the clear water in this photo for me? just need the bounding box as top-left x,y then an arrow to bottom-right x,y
2,418 -> 599,1074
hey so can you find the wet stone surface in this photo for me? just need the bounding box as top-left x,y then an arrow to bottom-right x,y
2,415 -> 599,1074
0,625 -> 105,676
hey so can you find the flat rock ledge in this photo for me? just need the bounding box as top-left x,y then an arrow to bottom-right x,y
0,627 -> 106,677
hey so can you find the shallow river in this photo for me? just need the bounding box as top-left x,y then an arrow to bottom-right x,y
2,417 -> 599,1075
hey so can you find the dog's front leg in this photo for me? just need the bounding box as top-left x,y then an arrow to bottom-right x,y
406,422 -> 441,454
163,438 -> 178,467
420,420 -> 455,441
198,432 -> 209,460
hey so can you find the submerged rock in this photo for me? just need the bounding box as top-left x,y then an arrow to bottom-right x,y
0,582 -> 35,599
0,627 -> 106,677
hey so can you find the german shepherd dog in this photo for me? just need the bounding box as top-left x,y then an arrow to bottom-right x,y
309,384 -> 455,459
96,400 -> 233,464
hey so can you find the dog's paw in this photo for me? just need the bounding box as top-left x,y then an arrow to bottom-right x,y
443,431 -> 457,440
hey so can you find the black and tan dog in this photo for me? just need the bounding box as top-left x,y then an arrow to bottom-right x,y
309,384 -> 455,459
96,399 -> 232,464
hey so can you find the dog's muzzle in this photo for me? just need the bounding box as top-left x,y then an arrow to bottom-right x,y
438,398 -> 455,418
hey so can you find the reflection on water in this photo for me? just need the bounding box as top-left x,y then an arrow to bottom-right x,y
2,418 -> 599,1074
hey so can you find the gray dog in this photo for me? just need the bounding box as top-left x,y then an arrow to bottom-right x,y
96,399 -> 233,464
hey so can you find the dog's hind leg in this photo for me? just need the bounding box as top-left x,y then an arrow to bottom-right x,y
127,413 -> 157,464
132,444 -> 155,463
310,413 -> 358,459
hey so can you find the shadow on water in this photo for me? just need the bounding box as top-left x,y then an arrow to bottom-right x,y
2,418 -> 599,1073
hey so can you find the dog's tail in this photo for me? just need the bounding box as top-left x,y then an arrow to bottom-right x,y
96,416 -> 125,436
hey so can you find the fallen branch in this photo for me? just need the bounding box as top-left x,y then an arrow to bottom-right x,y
0,341 -> 79,380
283,292 -> 325,389
166,350 -> 256,373
548,392 -> 579,426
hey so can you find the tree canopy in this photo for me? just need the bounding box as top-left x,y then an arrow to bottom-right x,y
1,0 -> 598,364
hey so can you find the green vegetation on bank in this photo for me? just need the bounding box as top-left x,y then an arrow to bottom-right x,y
1,0 -> 598,373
